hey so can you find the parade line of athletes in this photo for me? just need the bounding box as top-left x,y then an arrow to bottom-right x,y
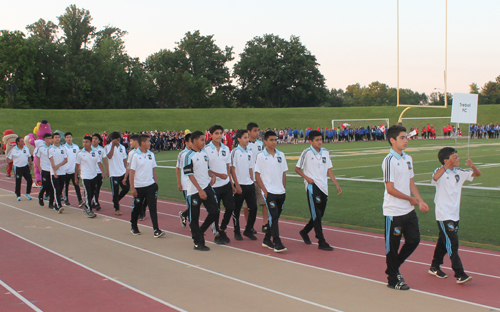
7,123 -> 480,290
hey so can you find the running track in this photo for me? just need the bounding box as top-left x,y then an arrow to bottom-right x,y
0,176 -> 499,311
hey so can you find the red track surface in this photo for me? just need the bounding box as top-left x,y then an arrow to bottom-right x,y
0,222 -> 177,311
1,176 -> 499,309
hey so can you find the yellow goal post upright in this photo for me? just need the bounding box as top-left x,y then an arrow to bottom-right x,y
397,0 -> 449,122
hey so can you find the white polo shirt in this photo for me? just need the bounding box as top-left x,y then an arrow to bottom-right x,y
63,143 -> 80,174
35,144 -> 52,171
105,144 -> 127,177
130,149 -> 157,188
230,145 -> 253,186
382,149 -> 414,216
93,145 -> 106,173
7,146 -> 31,167
48,145 -> 68,176
176,148 -> 189,191
183,149 -> 211,196
247,139 -> 263,180
127,149 -> 137,170
432,167 -> 473,221
76,147 -> 100,180
296,146 -> 333,195
254,148 -> 288,195
205,142 -> 230,188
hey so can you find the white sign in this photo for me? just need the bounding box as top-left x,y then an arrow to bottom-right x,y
451,93 -> 478,124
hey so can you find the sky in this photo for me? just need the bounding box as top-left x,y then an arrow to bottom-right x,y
2,0 -> 500,96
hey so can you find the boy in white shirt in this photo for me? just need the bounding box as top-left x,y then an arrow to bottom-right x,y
48,132 -> 68,213
62,132 -> 83,207
36,133 -> 53,208
91,133 -> 107,210
177,133 -> 192,227
7,137 -> 33,201
295,130 -> 342,251
255,131 -> 288,252
106,131 -> 129,215
428,147 -> 480,284
382,125 -> 429,290
130,134 -> 164,238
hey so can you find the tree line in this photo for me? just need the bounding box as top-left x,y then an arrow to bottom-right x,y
1,5 -> 498,109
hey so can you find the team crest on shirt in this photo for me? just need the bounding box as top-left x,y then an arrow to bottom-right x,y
248,155 -> 251,161
315,196 -> 321,203
204,155 -> 208,162
119,148 -> 123,153
447,222 -> 456,232
98,151 -> 102,155
393,227 -> 402,236
60,150 -> 64,154
222,151 -> 226,156
454,174 -> 460,183
258,146 -> 262,151
91,152 -> 95,157
277,157 -> 282,163
73,149 -> 76,153
23,149 -> 26,153
193,199 -> 199,205
322,157 -> 326,163
406,161 -> 412,170
269,201 -> 276,209
148,154 -> 152,160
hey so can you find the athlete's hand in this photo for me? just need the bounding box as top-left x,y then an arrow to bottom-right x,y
209,175 -> 216,186
177,182 -> 182,192
131,188 -> 137,197
122,178 -> 127,185
263,189 -> 268,199
336,185 -> 342,195
236,185 -> 242,194
54,173 -> 58,179
466,155 -> 474,167
418,201 -> 429,213
409,197 -> 418,206
199,190 -> 207,200
219,173 -> 228,180
305,176 -> 314,184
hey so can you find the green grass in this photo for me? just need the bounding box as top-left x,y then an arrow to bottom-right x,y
2,107 -> 499,250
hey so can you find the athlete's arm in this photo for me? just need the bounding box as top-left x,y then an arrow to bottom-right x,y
327,168 -> 342,195
294,166 -> 314,184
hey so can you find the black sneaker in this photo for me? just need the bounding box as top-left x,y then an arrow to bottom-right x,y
299,230 -> 312,245
318,242 -> 334,251
457,274 -> 472,284
54,206 -> 64,214
48,204 -> 54,210
387,281 -> 410,290
396,273 -> 405,284
428,267 -> 447,278
78,199 -> 85,207
251,228 -> 257,234
194,244 -> 210,251
138,214 -> 145,221
179,211 -> 186,227
243,231 -> 258,240
214,235 -> 226,245
153,230 -> 165,238
94,203 -> 101,211
219,231 -> 230,244
64,199 -> 71,206
234,232 -> 243,241
274,242 -> 287,253
262,224 -> 269,233
84,208 -> 96,218
39,198 -> 44,207
130,227 -> 141,235
262,239 -> 274,250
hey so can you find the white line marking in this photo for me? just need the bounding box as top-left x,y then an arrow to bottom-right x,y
0,279 -> 43,312
350,176 -> 365,179
0,203 -> 343,312
468,183 -> 483,186
0,227 -> 187,312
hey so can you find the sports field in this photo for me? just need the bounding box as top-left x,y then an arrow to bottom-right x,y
145,138 -> 500,250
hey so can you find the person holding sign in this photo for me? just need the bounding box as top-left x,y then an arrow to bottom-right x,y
428,148 -> 480,284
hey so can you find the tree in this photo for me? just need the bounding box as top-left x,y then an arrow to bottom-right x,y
481,77 -> 500,104
233,34 -> 328,108
57,5 -> 95,54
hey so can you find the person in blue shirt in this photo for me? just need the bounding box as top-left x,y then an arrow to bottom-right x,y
299,129 -> 304,142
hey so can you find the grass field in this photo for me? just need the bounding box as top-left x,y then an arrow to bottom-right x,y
1,107 -> 499,250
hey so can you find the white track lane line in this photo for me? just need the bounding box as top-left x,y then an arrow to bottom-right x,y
3,203 -> 500,312
0,227 -> 186,312
0,279 -> 43,312
0,202 -> 344,312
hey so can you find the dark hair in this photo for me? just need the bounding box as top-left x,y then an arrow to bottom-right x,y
83,136 -> 92,142
234,129 -> 247,147
184,133 -> 192,142
43,133 -> 52,139
109,131 -> 121,140
438,147 -> 457,165
92,133 -> 102,141
308,130 -> 322,141
52,132 -> 60,138
139,134 -> 150,145
16,137 -> 22,143
129,134 -> 140,142
247,122 -> 259,131
386,125 -> 406,146
209,125 -> 224,134
191,131 -> 204,141
64,132 -> 73,137
263,130 -> 277,141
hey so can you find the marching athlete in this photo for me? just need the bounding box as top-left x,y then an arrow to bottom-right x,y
106,131 -> 129,215
63,132 -> 83,207
36,133 -> 53,208
48,132 -> 68,213
177,133 -> 192,227
91,133 -> 107,210
7,137 -> 33,201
